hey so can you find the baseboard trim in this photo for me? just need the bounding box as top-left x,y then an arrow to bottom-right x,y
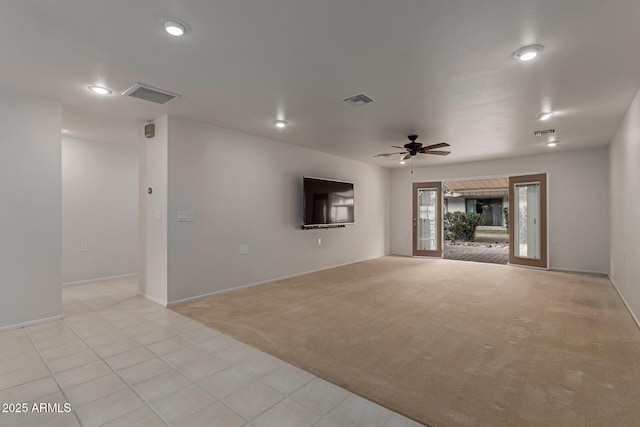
550,267 -> 608,275
167,255 -> 386,306
608,275 -> 640,330
137,292 -> 168,307
0,315 -> 63,332
63,273 -> 138,286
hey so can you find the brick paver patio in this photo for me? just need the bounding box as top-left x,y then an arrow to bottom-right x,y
443,244 -> 509,265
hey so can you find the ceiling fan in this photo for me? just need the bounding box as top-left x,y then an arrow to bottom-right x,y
374,135 -> 451,160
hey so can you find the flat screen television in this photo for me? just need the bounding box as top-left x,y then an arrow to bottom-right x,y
303,177 -> 354,226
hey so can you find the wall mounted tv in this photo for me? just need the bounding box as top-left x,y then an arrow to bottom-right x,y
303,177 -> 354,226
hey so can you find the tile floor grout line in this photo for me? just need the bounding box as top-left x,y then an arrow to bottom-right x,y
132,323 -> 259,425
154,345 -> 259,424
148,320 -> 297,423
153,307 -> 355,424
62,293 -> 174,426
148,321 -> 320,424
295,383 -> 352,422
23,324 -> 85,427
68,287 -> 261,426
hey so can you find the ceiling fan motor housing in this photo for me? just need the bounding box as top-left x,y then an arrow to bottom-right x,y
404,141 -> 422,151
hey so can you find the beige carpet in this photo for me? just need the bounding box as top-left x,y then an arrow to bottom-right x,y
171,256 -> 640,426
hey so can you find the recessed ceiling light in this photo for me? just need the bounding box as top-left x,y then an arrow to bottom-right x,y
536,112 -> 555,121
164,20 -> 187,36
88,85 -> 112,95
513,44 -> 544,62
547,141 -> 558,147
273,120 -> 287,128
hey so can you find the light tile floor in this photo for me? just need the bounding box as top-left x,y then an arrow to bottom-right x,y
0,277 -> 423,427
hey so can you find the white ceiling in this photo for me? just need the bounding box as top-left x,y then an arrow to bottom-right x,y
2,1 -> 639,167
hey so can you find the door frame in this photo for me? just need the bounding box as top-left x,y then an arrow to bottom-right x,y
508,173 -> 548,269
412,182 -> 443,257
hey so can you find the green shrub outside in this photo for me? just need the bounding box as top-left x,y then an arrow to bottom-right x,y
444,212 -> 484,242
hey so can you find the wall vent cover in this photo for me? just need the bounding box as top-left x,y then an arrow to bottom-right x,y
343,93 -> 374,106
122,83 -> 180,104
534,129 -> 556,137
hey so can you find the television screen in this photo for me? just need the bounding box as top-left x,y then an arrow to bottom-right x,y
303,177 -> 354,226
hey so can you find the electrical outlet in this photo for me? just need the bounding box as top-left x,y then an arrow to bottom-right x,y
240,244 -> 249,255
317,238 -> 322,246
80,243 -> 88,252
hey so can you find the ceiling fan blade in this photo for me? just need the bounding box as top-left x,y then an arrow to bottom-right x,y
374,151 -> 407,157
391,145 -> 406,149
401,153 -> 413,161
425,150 -> 450,156
423,142 -> 450,150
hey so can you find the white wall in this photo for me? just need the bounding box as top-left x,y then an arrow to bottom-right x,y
139,116 -> 168,304
609,88 -> 640,322
165,116 -> 390,303
446,198 -> 466,213
391,147 -> 609,273
62,137 -> 138,283
0,93 -> 62,329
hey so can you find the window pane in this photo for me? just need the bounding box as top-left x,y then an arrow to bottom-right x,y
417,188 -> 438,251
514,183 -> 540,259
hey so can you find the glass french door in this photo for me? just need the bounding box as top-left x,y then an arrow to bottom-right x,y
412,182 -> 442,257
508,174 -> 547,268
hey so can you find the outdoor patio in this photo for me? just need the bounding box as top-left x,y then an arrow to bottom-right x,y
443,226 -> 509,265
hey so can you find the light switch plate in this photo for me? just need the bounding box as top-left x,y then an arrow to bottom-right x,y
177,211 -> 195,222
240,244 -> 249,255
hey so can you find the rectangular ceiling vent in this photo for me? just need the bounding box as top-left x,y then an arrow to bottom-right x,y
534,129 -> 556,137
343,93 -> 374,106
122,83 -> 180,104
